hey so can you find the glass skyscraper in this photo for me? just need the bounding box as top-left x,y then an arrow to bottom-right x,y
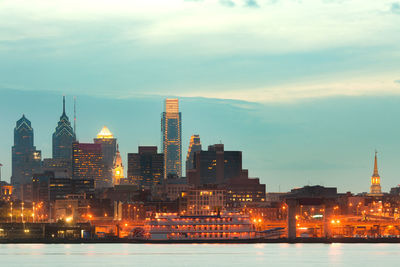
11,115 -> 42,189
161,98 -> 182,178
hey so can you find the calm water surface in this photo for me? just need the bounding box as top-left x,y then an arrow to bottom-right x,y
1,243 -> 399,266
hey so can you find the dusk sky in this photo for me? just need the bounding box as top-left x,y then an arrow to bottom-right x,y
1,0 -> 400,193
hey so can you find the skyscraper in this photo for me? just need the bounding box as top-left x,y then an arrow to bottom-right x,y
370,151 -> 382,196
161,98 -> 182,178
127,146 -> 164,189
94,126 -> 117,186
11,115 -> 42,196
186,134 -> 201,174
52,96 -> 76,160
72,142 -> 105,188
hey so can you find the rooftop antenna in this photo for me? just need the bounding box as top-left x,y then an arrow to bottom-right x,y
62,95 -> 66,115
74,96 -> 77,139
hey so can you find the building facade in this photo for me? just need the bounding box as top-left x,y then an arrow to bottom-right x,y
112,146 -> 124,185
52,96 -> 76,160
185,187 -> 226,216
72,142 -> 106,188
127,146 -> 163,189
42,158 -> 72,178
187,144 -> 242,185
186,134 -> 201,173
161,98 -> 182,178
11,115 -> 42,197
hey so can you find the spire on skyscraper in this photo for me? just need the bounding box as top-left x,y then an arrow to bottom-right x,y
52,96 -> 76,159
62,95 -> 66,116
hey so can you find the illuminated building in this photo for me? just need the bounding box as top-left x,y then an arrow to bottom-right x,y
146,212 -> 256,240
161,98 -> 182,178
94,126 -> 117,187
11,115 -> 42,199
112,145 -> 124,185
52,96 -> 76,160
369,151 -> 383,196
72,142 -> 106,188
127,146 -> 163,189
0,181 -> 13,201
186,135 -> 201,173
186,187 -> 226,216
227,174 -> 266,206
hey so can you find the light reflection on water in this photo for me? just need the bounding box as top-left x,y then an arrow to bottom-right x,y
1,243 -> 400,266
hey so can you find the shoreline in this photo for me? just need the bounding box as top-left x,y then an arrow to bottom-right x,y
1,237 -> 400,244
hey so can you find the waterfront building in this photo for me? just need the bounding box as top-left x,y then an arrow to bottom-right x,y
94,126 -> 117,187
161,98 -> 182,178
127,146 -> 163,189
52,96 -> 76,160
145,212 -> 256,240
72,142 -> 106,188
11,115 -> 42,198
186,135 -> 201,173
369,151 -> 383,196
112,146 -> 124,186
185,186 -> 226,216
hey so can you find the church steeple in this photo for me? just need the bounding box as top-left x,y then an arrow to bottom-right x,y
372,150 -> 379,177
370,150 -> 382,196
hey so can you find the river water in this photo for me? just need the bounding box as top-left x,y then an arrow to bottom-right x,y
1,243 -> 399,266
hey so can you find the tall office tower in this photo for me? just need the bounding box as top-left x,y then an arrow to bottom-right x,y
161,98 -> 182,178
11,115 -> 42,192
127,146 -> 164,189
52,96 -> 76,160
72,142 -> 106,188
112,145 -> 124,185
186,135 -> 201,174
370,151 -> 383,196
94,126 -> 117,186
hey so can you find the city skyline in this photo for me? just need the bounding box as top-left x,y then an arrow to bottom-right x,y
0,0 -> 399,195
1,89 -> 400,193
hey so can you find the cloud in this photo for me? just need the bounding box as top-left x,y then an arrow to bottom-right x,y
176,75 -> 400,103
219,0 -> 235,7
395,80 -> 400,84
244,0 -> 259,8
391,2 -> 400,14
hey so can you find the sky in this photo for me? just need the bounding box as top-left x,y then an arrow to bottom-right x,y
0,0 -> 400,193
